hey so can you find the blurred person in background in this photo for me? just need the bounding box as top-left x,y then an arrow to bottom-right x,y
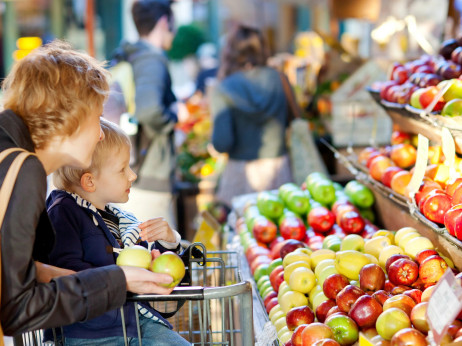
210,24 -> 293,206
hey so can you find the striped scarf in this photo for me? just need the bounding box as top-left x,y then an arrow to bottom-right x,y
65,191 -> 167,326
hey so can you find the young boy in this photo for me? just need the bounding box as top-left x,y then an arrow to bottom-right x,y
46,118 -> 190,345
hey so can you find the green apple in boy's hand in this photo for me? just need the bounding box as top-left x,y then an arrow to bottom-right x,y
116,245 -> 152,269
150,251 -> 186,288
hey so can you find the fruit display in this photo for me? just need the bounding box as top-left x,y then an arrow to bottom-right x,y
236,171 -> 462,345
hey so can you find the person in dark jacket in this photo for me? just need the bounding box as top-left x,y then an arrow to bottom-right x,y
210,24 -> 293,206
47,119 -> 189,345
0,41 -> 174,337
108,0 -> 183,226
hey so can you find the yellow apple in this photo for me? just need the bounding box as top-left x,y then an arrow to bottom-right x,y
340,234 -> 365,252
364,236 -> 392,258
395,227 -> 419,245
378,245 -> 404,268
308,284 -> 323,307
398,232 -> 421,250
284,261 -> 311,282
277,326 -> 290,340
404,236 -> 434,259
289,267 -> 316,294
278,281 -> 292,300
310,249 -> 336,270
270,310 -> 285,325
283,251 -> 311,268
279,330 -> 293,345
116,245 -> 152,269
317,265 -> 340,286
314,258 -> 336,277
439,253 -> 455,269
312,291 -> 329,312
294,247 -> 313,256
335,250 -> 370,280
372,230 -> 395,244
364,253 -> 378,264
273,315 -> 287,331
279,290 -> 309,314
268,304 -> 283,320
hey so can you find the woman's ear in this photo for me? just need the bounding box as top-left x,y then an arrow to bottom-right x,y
80,172 -> 96,193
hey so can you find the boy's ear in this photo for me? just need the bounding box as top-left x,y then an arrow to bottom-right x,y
80,173 -> 96,193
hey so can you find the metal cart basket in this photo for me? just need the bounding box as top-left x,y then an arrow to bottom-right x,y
12,243 -> 254,346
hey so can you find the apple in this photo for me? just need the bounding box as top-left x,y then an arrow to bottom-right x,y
116,245 -> 152,269
270,239 -> 288,259
385,254 -> 411,273
291,324 -> 308,346
263,290 -> 278,306
308,178 -> 336,206
452,184 -> 462,205
390,130 -> 412,145
285,305 -> 315,331
418,86 -> 445,111
150,251 -> 186,288
269,236 -> 284,250
284,261 -> 311,282
338,210 -> 365,235
381,166 -> 404,188
410,302 -> 429,334
419,255 -> 448,286
390,327 -> 427,346
446,178 -> 462,196
358,147 -> 381,166
265,296 -> 279,314
414,249 -> 439,265
349,294 -> 383,328
280,215 -> 307,241
390,144 -> 417,169
372,290 -> 392,306
442,78 -> 462,101
369,156 -> 394,182
289,267 -> 316,294
268,257 -> 283,273
403,289 -> 422,304
300,322 -> 334,346
269,265 -> 285,291
280,239 -> 308,259
252,215 -> 277,244
326,306 -> 344,319
312,339 -> 341,346
280,290 -> 309,314
447,320 -> 462,338
283,250 -> 311,268
444,204 -> 462,239
383,294 -> 416,317
420,190 -> 452,225
376,307 -> 411,340
323,273 -> 350,300
340,234 -> 364,252
308,206 -> 335,233
324,314 -> 359,345
390,170 -> 413,197
336,285 -> 366,313
421,285 -> 436,302
440,38 -> 460,59
316,299 -> 337,323
414,180 -> 443,206
387,258 -> 419,286
358,264 -> 385,294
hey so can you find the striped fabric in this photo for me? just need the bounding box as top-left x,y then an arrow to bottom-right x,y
64,191 -> 167,326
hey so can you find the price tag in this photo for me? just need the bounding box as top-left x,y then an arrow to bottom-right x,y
426,269 -> 462,345
441,127 -> 458,182
406,134 -> 429,201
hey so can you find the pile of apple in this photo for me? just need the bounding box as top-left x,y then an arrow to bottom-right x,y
358,130 -> 462,241
243,218 -> 461,345
374,37 -> 462,116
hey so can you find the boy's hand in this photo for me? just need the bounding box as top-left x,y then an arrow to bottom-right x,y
139,217 -> 176,243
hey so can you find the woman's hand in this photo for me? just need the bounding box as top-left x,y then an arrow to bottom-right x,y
120,266 -> 174,295
139,217 -> 176,243
35,261 -> 76,283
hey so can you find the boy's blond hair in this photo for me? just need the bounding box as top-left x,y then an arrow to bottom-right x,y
2,40 -> 110,149
53,118 -> 131,191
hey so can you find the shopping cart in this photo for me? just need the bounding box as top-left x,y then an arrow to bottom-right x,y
12,242 -> 254,346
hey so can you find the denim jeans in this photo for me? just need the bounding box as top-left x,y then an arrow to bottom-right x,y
63,315 -> 190,346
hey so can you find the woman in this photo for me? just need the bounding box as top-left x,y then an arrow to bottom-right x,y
0,41 -> 174,337
210,24 -> 293,206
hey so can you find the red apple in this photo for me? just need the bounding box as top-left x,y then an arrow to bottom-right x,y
452,184 -> 462,205
372,290 -> 392,306
358,147 -> 381,166
444,204 -> 462,238
390,144 -> 417,169
250,255 -> 271,275
390,327 -> 427,346
445,178 -> 462,196
385,254 -> 412,273
390,130 -> 412,145
420,189 -> 452,225
419,255 -> 448,286
308,206 -> 335,233
279,239 -> 308,259
338,210 -> 365,235
252,216 -> 277,244
369,156 -> 394,182
382,294 -> 416,317
414,179 -> 443,206
410,302 -> 429,334
291,324 -> 308,346
359,264 -> 386,294
384,279 -> 396,293
326,306 -> 344,319
348,294 -> 383,328
269,265 -> 284,292
263,291 -> 277,306
323,274 -> 350,300
312,339 -> 341,346
245,245 -> 270,264
316,299 -> 337,323
387,259 -> 419,286
414,249 -> 439,265
265,296 -> 279,314
391,285 -> 412,295
280,215 -> 307,241
286,305 -> 315,331
269,236 -> 284,250
270,239 -> 288,259
381,166 -> 404,188
403,289 -> 422,304
336,285 -> 366,313
300,322 -> 334,346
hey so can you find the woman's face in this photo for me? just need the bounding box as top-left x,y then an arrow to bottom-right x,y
59,106 -> 104,169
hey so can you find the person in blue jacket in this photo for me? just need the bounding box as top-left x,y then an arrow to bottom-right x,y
47,118 -> 190,345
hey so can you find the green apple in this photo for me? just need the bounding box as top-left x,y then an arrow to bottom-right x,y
268,258 -> 283,273
442,98 -> 462,116
288,267 -> 316,294
282,251 -> 311,268
309,179 -> 336,206
279,290 -> 309,314
253,263 -> 269,282
325,314 -> 359,345
279,182 -> 300,201
116,245 -> 151,269
344,180 -> 375,209
376,307 -> 411,340
257,275 -> 270,290
257,191 -> 284,220
285,190 -> 311,215
410,88 -> 425,109
150,251 -> 185,288
341,234 -> 365,252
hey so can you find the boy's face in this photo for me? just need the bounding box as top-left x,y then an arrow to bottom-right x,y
91,146 -> 137,209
